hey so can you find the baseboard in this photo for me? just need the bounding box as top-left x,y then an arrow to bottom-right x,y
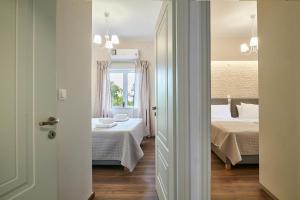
88,192 -> 95,200
260,184 -> 279,200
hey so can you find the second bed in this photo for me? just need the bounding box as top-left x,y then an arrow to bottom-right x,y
211,98 -> 259,169
92,118 -> 147,172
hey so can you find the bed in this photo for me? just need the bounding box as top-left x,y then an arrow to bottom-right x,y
92,118 -> 147,172
211,98 -> 259,169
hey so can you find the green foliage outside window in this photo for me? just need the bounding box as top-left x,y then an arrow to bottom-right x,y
111,82 -> 123,106
128,99 -> 134,107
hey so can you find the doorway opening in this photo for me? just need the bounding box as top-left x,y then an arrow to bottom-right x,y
90,1 -> 174,199
209,0 -> 268,199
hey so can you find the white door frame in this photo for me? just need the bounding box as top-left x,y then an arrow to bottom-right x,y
175,0 -> 211,199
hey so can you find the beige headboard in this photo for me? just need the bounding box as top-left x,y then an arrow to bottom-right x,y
211,98 -> 259,118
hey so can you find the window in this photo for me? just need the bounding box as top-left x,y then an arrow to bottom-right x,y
110,69 -> 135,108
110,73 -> 124,107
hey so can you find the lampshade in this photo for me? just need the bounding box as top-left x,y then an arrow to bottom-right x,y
111,35 -> 120,44
240,43 -> 249,53
105,40 -> 113,49
249,37 -> 258,47
93,35 -> 102,44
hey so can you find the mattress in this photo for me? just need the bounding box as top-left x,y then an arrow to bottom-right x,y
211,120 -> 259,165
92,118 -> 147,172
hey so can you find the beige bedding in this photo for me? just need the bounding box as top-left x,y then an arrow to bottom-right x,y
211,121 -> 259,165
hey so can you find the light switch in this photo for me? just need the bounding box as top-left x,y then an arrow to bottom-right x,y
58,89 -> 67,101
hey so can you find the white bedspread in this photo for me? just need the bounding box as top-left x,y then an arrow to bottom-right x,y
92,118 -> 147,172
211,120 -> 259,165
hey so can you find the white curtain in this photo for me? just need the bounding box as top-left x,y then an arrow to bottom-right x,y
94,61 -> 112,118
134,60 -> 151,136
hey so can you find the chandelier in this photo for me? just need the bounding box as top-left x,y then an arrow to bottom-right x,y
93,12 -> 119,49
240,14 -> 258,54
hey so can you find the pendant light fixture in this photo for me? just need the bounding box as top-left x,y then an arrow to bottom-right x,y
93,11 -> 120,49
240,14 -> 258,54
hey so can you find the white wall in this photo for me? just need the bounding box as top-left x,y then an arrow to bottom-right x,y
56,0 -> 92,199
258,1 -> 300,199
92,39 -> 156,134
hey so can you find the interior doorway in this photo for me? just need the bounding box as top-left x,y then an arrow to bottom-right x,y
90,1 -> 175,199
209,1 -> 268,199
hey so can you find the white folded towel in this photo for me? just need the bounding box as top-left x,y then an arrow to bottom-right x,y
95,122 -> 117,128
98,118 -> 114,124
113,114 -> 129,122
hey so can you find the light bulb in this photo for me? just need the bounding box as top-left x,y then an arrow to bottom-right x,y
111,35 -> 119,44
250,37 -> 258,47
93,35 -> 102,44
240,43 -> 249,53
105,40 -> 113,49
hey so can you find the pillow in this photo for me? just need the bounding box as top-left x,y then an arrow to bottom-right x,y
211,104 -> 231,120
98,118 -> 114,125
236,105 -> 242,116
239,103 -> 259,120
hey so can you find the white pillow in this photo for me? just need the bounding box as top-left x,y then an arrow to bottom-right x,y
211,104 -> 231,120
99,118 -> 114,125
239,103 -> 259,120
236,105 -> 242,116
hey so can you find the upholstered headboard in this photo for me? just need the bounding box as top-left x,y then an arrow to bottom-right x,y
211,98 -> 259,118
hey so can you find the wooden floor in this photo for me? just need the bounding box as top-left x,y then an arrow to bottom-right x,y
93,138 -> 271,200
93,138 -> 158,200
211,153 -> 272,200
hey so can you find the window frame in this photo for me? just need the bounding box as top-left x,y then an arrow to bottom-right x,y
109,68 -> 135,109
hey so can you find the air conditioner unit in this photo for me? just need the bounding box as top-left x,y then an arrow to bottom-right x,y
110,49 -> 140,62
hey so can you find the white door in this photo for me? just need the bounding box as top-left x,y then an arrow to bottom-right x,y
155,2 -> 175,200
0,0 -> 58,199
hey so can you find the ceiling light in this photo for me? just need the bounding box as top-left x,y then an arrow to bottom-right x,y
111,35 -> 119,44
94,12 -> 120,49
249,36 -> 258,47
93,35 -> 102,44
240,43 -> 250,53
240,15 -> 258,54
105,40 -> 113,49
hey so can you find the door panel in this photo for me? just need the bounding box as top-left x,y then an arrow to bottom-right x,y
0,0 -> 57,199
0,0 -> 18,187
156,3 -> 174,200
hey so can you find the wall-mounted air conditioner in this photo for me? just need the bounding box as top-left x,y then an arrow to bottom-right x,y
110,49 -> 140,62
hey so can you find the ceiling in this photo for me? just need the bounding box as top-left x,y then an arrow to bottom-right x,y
92,0 -> 257,40
92,0 -> 162,40
211,0 -> 257,38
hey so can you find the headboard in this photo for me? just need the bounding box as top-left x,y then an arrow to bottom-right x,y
211,98 -> 259,118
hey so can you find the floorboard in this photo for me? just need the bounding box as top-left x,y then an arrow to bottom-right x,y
93,137 -> 158,200
93,138 -> 271,200
211,152 -> 272,200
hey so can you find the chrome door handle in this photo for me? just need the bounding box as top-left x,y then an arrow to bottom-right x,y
39,117 -> 59,126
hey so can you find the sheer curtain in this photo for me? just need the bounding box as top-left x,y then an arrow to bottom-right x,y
134,60 -> 151,136
93,61 -> 112,118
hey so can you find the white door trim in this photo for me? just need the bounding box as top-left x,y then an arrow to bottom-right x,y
175,0 -> 211,199
174,0 -> 191,199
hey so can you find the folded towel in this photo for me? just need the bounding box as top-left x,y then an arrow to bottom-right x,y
95,122 -> 117,128
113,114 -> 129,122
114,117 -> 129,122
98,118 -> 114,124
